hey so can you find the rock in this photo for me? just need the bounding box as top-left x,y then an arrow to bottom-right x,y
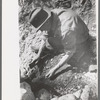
80,85 -> 90,100
89,65 -> 97,73
20,82 -> 35,100
20,68 -> 28,79
73,89 -> 82,98
37,89 -> 51,100
84,72 -> 97,81
51,97 -> 58,100
58,94 -> 77,100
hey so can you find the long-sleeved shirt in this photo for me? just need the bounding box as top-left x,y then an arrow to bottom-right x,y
50,8 -> 89,50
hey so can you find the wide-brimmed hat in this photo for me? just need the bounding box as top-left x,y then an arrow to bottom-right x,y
29,7 -> 51,31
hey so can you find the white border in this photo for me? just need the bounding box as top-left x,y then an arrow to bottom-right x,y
2,0 -> 98,100
2,0 -> 20,100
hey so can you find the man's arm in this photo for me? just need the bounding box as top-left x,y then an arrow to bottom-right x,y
32,39 -> 46,63
46,48 -> 76,78
52,52 -> 74,71
32,31 -> 48,63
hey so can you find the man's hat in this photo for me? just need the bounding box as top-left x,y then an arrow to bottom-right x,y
29,7 -> 51,31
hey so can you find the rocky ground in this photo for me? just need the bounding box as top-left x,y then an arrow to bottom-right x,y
19,0 -> 98,100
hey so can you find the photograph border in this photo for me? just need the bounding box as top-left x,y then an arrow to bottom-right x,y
98,0 -> 100,99
2,0 -> 99,100
0,0 -> 2,99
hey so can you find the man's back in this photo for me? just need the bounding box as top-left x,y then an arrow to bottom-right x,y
51,8 -> 89,49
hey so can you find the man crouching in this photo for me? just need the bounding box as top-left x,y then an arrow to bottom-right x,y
27,6 -> 93,79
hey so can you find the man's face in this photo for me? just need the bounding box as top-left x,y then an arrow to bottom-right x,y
39,17 -> 52,32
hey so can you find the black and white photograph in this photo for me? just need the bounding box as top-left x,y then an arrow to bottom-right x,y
19,0 -> 98,100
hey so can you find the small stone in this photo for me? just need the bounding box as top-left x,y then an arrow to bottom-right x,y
51,59 -> 53,62
77,86 -> 81,89
73,89 -> 82,98
74,76 -> 78,79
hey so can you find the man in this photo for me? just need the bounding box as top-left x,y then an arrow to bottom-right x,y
29,6 -> 91,79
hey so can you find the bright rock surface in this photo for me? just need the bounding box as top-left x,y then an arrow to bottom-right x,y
80,85 -> 90,100
58,94 -> 77,100
73,89 -> 82,98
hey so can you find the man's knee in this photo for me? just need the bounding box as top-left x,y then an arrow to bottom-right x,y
48,37 -> 64,51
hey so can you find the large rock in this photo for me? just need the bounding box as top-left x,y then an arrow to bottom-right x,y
84,72 -> 97,81
51,94 -> 77,100
51,97 -> 58,100
80,85 -> 90,100
89,65 -> 97,73
58,94 -> 77,100
20,82 -> 35,100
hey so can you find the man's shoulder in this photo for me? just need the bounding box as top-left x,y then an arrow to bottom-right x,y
51,8 -> 64,15
51,8 -> 77,17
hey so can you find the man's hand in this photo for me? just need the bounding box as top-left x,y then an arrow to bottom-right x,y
20,67 -> 28,79
46,50 -> 75,79
29,55 -> 40,69
32,55 -> 39,63
45,67 -> 56,78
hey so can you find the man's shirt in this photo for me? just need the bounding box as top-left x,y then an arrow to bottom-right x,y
51,8 -> 89,50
